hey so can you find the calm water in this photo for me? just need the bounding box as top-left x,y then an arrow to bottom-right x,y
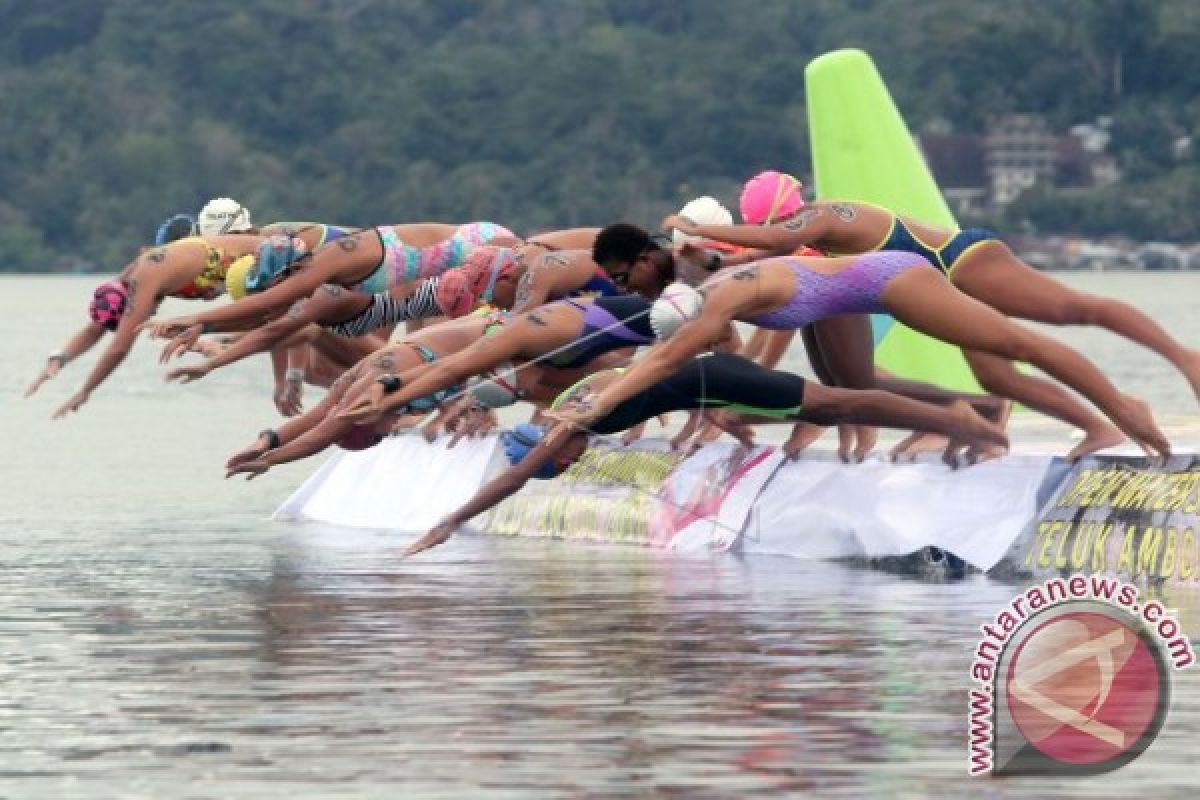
2,274 -> 1200,799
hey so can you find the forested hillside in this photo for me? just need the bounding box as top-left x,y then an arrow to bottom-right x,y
2,0 -> 1198,271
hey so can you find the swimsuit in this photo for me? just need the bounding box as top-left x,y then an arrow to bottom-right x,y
325,277 -> 444,338
857,205 -> 997,275
172,237 -> 239,299
553,353 -> 808,435
355,221 -> 515,294
745,252 -> 932,331
542,295 -> 656,369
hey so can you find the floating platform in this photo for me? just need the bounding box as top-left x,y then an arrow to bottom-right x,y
275,431 -> 1200,588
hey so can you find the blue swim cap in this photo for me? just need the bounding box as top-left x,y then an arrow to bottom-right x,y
501,423 -> 559,480
155,213 -> 196,245
244,235 -> 306,294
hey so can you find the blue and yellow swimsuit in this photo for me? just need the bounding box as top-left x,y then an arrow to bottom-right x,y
856,204 -> 998,275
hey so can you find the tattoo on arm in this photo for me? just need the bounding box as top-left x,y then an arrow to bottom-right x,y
524,312 -> 548,327
337,235 -> 360,252
373,352 -> 396,371
782,208 -> 822,231
542,253 -> 571,268
287,298 -> 309,320
127,278 -> 140,307
145,248 -> 167,264
731,266 -> 760,282
321,284 -> 346,298
514,269 -> 536,309
829,203 -> 858,222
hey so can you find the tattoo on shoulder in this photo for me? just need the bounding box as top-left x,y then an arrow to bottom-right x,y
145,247 -> 167,264
373,351 -> 396,371
782,208 -> 822,231
286,298 -> 309,320
829,203 -> 858,222
731,266 -> 760,282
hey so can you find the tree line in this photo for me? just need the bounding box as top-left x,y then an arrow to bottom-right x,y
2,0 -> 1197,272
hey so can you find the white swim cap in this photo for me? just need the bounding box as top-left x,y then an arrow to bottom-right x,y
650,282 -> 704,340
197,197 -> 253,236
672,196 -> 733,246
468,363 -> 523,408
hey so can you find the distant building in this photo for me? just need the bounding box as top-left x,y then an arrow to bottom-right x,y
918,114 -> 1120,213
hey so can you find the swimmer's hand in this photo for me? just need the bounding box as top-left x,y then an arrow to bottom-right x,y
274,375 -> 303,417
545,406 -> 600,432
165,362 -> 211,384
338,379 -> 395,423
226,459 -> 270,480
661,215 -> 698,236
159,324 -> 204,364
225,439 -> 270,471
448,405 -> 498,447
403,522 -> 455,557
673,241 -> 714,269
52,389 -> 90,419
25,357 -> 64,398
145,316 -> 197,340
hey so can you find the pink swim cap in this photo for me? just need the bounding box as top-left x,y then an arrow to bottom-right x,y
89,281 -> 129,331
435,267 -> 474,319
739,170 -> 805,225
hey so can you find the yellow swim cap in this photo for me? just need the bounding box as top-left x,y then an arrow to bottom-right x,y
225,254 -> 255,300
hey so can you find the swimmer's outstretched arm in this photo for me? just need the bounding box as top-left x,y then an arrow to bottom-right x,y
53,272 -> 165,418
25,322 -> 105,397
662,213 -> 830,255
404,423 -> 576,557
341,327 -> 527,420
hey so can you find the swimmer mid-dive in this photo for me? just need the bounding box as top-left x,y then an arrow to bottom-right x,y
549,253 -> 1170,462
399,352 -> 1009,556
665,173 -> 1199,456
27,230 -> 280,418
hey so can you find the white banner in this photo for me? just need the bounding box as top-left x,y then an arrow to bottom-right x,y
742,452 -> 1054,570
275,434 -> 504,530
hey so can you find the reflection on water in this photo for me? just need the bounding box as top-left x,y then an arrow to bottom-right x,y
2,275 -> 1200,798
2,523 -> 1198,798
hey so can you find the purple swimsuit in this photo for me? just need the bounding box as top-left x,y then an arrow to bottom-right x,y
745,251 -> 932,330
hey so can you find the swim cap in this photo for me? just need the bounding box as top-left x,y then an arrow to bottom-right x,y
434,267 -> 474,319
439,246 -> 519,317
649,282 -> 704,340
88,281 -> 129,331
197,197 -> 252,236
243,235 -> 307,294
155,213 -> 196,245
671,196 -> 733,246
468,363 -> 522,408
501,423 -> 560,480
224,254 -> 256,301
739,171 -> 805,225
337,424 -> 384,451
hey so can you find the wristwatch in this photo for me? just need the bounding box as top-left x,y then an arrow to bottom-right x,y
377,374 -> 403,394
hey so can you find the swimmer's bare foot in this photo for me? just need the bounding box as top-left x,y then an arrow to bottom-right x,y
890,431 -> 949,463
783,421 -> 825,460
1110,394 -> 1170,463
1065,423 -> 1126,462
